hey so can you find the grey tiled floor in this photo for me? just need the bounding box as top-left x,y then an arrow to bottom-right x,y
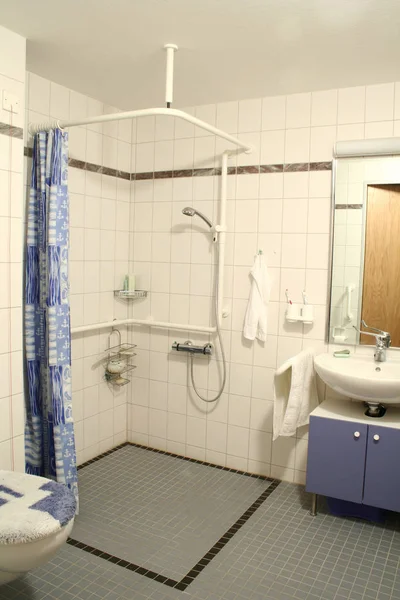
72,446 -> 271,579
3,449 -> 400,600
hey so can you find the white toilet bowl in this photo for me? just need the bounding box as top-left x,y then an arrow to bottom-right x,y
0,470 -> 77,585
0,518 -> 75,584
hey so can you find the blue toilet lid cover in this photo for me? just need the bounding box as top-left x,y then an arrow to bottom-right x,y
0,470 -> 76,544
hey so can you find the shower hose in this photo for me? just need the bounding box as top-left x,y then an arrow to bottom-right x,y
189,246 -> 227,403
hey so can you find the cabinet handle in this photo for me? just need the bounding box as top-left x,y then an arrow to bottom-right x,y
354,431 -> 360,438
373,434 -> 380,442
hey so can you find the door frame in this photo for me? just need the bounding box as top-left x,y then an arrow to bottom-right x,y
357,180 -> 400,340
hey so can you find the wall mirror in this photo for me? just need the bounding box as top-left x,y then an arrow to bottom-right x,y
328,140 -> 400,347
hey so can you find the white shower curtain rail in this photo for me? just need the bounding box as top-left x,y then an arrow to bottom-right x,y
71,317 -> 216,335
29,107 -> 252,153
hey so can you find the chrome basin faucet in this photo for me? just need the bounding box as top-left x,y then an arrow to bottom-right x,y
353,320 -> 391,362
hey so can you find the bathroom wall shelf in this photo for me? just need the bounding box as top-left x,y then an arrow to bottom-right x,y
114,290 -> 148,299
285,303 -> 314,325
286,315 -> 314,324
102,332 -> 138,387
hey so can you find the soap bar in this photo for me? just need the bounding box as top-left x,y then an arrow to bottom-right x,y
333,349 -> 350,358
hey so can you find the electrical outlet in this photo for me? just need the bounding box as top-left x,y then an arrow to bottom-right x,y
2,90 -> 20,114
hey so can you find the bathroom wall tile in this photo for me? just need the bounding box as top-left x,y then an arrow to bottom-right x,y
311,89 -> 338,126
364,121 -> 394,139
282,198 -> 308,233
167,412 -> 186,443
186,416 -> 206,448
283,172 -> 309,198
259,173 -> 283,199
28,73 -> 50,115
206,420 -> 227,453
262,95 -> 286,131
258,199 -> 283,233
337,86 -> 365,124
272,436 -> 296,468
216,101 -> 238,134
136,116 -> 155,143
50,82 -> 70,120
238,98 -> 262,133
249,430 -> 272,464
306,233 -> 330,269
228,394 -> 251,427
281,233 -> 307,268
286,93 -> 311,128
309,126 -> 336,161
365,83 -> 395,122
284,128 -> 310,163
227,425 -> 249,458
260,130 -> 285,164
307,197 -> 331,233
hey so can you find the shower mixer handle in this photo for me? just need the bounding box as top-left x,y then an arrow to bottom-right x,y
172,340 -> 213,355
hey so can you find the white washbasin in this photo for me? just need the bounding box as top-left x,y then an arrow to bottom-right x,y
314,353 -> 400,403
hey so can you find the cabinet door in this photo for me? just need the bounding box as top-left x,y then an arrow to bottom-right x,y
306,416 -> 368,503
363,426 -> 400,512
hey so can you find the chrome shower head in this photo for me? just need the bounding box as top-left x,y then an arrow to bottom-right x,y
182,207 -> 196,217
182,206 -> 213,229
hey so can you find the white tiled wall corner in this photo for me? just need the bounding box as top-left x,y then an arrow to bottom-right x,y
128,78 -> 400,484
0,26 -> 26,472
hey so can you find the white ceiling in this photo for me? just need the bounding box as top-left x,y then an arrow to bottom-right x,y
1,0 -> 400,109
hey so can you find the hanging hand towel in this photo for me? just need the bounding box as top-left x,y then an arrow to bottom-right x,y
243,254 -> 272,342
273,348 -> 319,440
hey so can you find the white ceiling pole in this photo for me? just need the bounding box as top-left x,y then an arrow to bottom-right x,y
164,43 -> 178,107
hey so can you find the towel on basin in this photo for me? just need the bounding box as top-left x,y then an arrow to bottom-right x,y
243,254 -> 272,342
273,348 -> 319,440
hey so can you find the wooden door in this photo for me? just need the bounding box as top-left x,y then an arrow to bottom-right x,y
361,185 -> 400,346
305,416 -> 367,503
363,426 -> 400,512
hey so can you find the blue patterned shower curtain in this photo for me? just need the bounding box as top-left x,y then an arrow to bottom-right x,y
25,129 -> 78,505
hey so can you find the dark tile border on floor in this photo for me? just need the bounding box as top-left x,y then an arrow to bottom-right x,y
78,441 -> 272,481
72,442 -> 281,591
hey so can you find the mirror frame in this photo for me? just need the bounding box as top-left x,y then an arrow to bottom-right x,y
327,156 -> 400,347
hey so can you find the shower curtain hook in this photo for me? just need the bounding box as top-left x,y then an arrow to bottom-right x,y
56,120 -> 65,132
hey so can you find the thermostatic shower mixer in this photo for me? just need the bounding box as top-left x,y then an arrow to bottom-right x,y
172,340 -> 213,355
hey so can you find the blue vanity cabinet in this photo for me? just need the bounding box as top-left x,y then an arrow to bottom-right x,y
363,426 -> 400,513
306,416 -> 368,503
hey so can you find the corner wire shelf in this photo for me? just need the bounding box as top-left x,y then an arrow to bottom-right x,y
114,290 -> 148,299
101,340 -> 138,387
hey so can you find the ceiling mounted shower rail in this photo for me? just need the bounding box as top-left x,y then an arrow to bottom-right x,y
29,44 -> 252,153
29,107 -> 252,153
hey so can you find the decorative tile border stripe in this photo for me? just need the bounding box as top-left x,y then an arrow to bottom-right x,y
0,122 -> 23,139
78,440 -> 274,481
335,203 -> 363,210
133,161 -> 332,181
72,443 -> 281,591
26,143 -> 333,182
68,158 -> 131,180
24,146 -> 131,180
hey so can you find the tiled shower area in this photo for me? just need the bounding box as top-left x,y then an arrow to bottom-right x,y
3,443 -> 400,600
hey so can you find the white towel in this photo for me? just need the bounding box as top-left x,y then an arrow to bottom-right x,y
273,348 -> 319,441
243,255 -> 271,342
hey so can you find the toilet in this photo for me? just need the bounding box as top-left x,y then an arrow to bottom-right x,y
0,470 -> 77,584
